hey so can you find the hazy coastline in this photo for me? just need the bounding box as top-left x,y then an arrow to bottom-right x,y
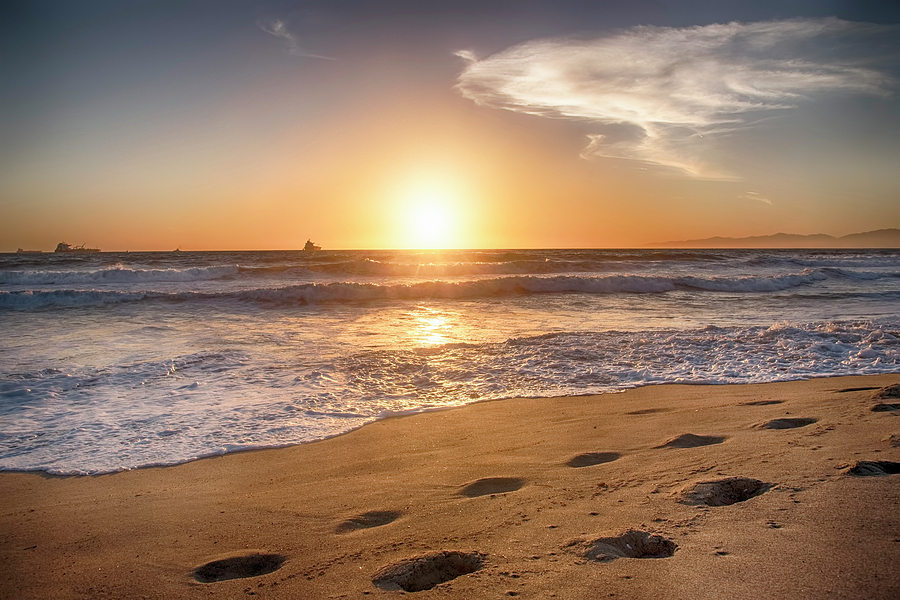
647,229 -> 900,249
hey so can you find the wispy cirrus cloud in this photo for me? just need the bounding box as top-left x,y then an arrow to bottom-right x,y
455,18 -> 897,178
740,191 -> 772,205
259,18 -> 335,61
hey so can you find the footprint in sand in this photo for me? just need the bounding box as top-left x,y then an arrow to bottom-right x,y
625,407 -> 670,415
655,433 -> 727,449
846,461 -> 900,476
193,552 -> 286,583
758,417 -> 817,429
335,510 -> 402,533
873,384 -> 900,399
566,452 -> 621,468
459,477 -> 525,497
372,550 -> 485,592
677,477 -> 771,506
564,530 -> 677,562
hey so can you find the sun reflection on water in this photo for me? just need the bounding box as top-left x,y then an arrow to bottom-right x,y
412,306 -> 454,346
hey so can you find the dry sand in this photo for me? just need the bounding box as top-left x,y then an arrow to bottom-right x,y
2,375 -> 899,599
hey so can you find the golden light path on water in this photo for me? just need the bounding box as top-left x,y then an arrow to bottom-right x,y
412,306 -> 454,346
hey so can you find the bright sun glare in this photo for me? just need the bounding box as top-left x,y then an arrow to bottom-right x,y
403,187 -> 458,249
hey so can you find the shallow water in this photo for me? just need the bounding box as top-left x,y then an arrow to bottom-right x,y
2,248 -> 898,474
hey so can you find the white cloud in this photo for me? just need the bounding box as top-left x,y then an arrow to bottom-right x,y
259,19 -> 336,61
455,18 -> 896,178
740,191 -> 772,205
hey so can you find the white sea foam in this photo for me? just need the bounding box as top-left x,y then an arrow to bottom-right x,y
1,319 -> 897,475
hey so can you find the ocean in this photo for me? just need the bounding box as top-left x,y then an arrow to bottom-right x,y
1,248 -> 898,475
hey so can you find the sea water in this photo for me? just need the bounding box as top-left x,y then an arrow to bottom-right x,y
1,249 -> 898,474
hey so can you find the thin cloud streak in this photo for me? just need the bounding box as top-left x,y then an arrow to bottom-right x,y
259,19 -> 336,61
740,191 -> 773,205
455,18 -> 897,178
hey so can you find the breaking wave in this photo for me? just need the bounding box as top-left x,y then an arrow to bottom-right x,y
3,268 -> 896,310
0,264 -> 238,285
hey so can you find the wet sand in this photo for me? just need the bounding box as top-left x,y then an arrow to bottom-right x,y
2,375 -> 899,599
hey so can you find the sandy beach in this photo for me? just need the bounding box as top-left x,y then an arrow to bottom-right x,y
2,374 -> 899,599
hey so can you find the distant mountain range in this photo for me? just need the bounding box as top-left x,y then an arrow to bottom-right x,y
647,228 -> 900,249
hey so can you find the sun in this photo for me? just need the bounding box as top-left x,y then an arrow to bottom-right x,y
401,186 -> 459,249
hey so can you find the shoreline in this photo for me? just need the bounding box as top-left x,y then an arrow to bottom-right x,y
2,374 -> 899,598
8,372 -> 900,478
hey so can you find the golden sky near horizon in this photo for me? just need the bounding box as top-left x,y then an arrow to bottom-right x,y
2,2 -> 900,251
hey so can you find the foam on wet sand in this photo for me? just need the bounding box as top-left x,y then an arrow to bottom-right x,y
1,375 -> 899,599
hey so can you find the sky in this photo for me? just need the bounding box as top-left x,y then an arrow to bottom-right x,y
2,0 -> 900,251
